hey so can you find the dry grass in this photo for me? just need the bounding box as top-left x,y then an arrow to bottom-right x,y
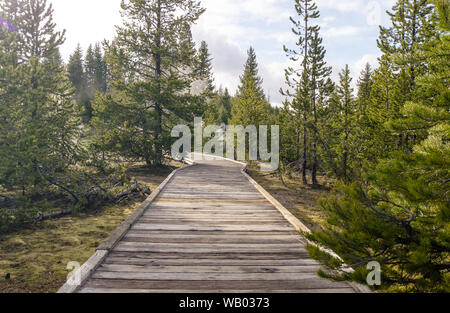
247,165 -> 333,231
0,161 -> 184,293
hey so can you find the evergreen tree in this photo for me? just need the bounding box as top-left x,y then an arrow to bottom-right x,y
318,65 -> 358,182
356,63 -> 373,118
281,0 -> 320,185
308,28 -> 332,185
197,40 -> 214,93
78,43 -> 109,122
0,0 -> 80,200
204,87 -> 232,125
335,65 -> 357,182
375,0 -> 438,151
354,63 -> 376,165
231,65 -> 269,128
67,44 -> 88,118
219,88 -> 232,124
94,0 -> 205,166
92,43 -> 108,93
240,46 -> 265,100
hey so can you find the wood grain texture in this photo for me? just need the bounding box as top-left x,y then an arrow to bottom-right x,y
66,156 -> 365,293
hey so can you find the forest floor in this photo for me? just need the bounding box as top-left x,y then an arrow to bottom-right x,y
0,161 -> 184,293
247,164 -> 332,231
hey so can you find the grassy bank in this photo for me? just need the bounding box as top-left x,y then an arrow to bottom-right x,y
247,165 -> 332,231
0,162 -> 183,293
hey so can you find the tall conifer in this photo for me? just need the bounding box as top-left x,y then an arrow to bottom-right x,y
94,0 -> 205,166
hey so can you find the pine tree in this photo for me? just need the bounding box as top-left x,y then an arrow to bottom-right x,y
231,65 -> 269,128
240,46 -> 265,100
336,65 -> 357,182
78,43 -> 109,122
219,88 -> 232,124
18,0 -> 66,61
197,40 -> 214,93
319,65 -> 358,182
279,100 -> 301,167
0,0 -> 80,200
308,28 -> 332,185
376,0 -> 438,151
92,43 -> 108,93
354,63 -> 376,164
281,0 -> 320,185
0,1 -> 23,192
67,44 -> 88,118
357,63 -> 373,118
204,87 -> 232,125
94,0 -> 205,166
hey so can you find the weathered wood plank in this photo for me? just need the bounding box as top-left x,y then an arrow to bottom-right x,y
106,252 -> 311,260
132,224 -> 295,232
92,271 -> 321,281
113,242 -> 307,254
122,233 -> 301,244
103,257 -> 320,267
98,264 -> 321,274
84,278 -> 352,290
137,218 -> 289,225
154,198 -> 271,204
78,287 -> 355,293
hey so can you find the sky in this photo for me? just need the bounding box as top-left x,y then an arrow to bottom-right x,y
52,0 -> 397,106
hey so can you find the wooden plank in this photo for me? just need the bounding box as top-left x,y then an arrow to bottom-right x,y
98,264 -> 321,274
124,230 -> 300,237
92,271 -> 321,281
154,198 -> 270,204
144,208 -> 279,213
107,252 -> 311,260
149,202 -> 274,209
122,234 -> 302,244
141,214 -> 286,219
103,257 -> 320,267
113,242 -> 306,254
131,224 -> 294,232
158,194 -> 266,200
137,218 -> 290,225
79,287 -> 355,293
83,278 -> 352,290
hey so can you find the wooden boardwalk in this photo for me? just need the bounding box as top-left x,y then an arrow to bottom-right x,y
65,157 -> 361,293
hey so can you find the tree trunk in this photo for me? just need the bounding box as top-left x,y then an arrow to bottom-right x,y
153,0 -> 163,166
302,124 -> 308,185
301,0 -> 309,186
312,79 -> 318,186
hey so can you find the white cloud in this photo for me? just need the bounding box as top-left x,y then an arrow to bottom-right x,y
323,26 -> 366,38
316,0 -> 396,14
50,0 -> 390,105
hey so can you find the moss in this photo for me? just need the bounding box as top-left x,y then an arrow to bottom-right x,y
0,201 -> 145,293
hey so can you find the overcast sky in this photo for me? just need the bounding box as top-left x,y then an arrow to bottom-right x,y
52,0 -> 396,106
